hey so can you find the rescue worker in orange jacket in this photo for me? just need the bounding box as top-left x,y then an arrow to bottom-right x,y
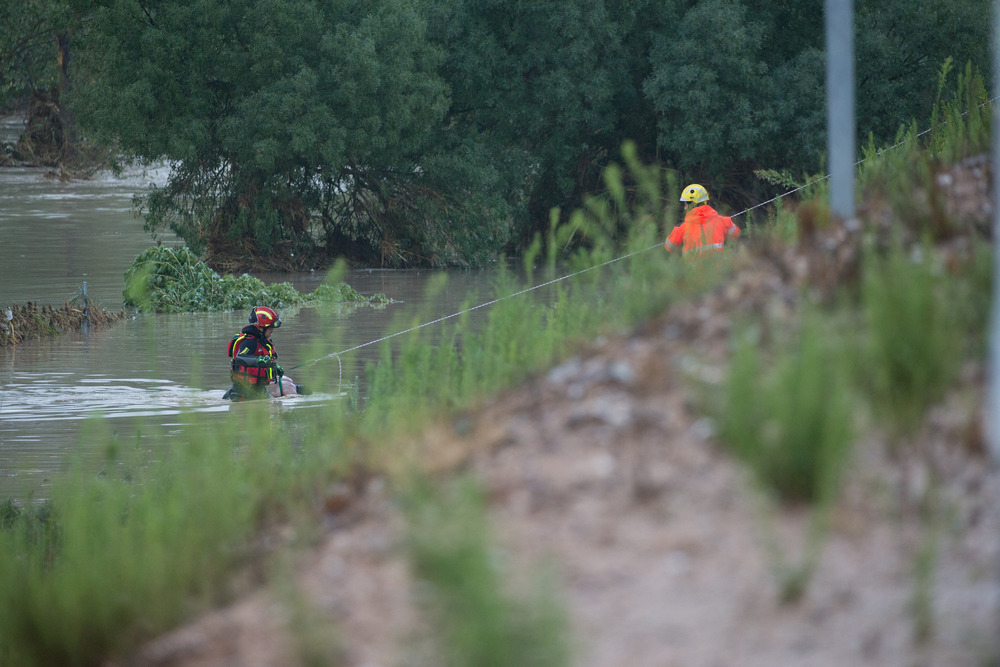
664,183 -> 741,256
224,306 -> 303,400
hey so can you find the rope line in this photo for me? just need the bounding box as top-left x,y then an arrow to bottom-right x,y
295,95 -> 995,377
292,244 -> 655,371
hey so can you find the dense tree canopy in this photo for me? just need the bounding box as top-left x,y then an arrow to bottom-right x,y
72,0 -> 458,268
0,1 -> 62,107
2,0 -> 992,268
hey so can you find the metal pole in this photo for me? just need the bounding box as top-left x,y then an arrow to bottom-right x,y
825,0 -> 856,221
987,2 -> 1000,651
989,0 -> 1000,464
82,281 -> 89,333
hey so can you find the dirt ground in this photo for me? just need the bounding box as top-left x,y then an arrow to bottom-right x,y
127,158 -> 999,667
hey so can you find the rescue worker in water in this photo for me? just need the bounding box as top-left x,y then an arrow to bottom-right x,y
664,183 -> 741,256
224,306 -> 303,400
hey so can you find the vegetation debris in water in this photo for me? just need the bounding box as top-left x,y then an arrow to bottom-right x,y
123,246 -> 390,313
0,291 -> 124,347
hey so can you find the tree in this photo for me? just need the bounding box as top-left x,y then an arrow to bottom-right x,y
0,0 -> 87,166
68,0 -> 993,267
425,0 -> 656,241
855,0 -> 992,141
641,0 -> 990,207
74,0 -> 458,268
644,0 -> 773,178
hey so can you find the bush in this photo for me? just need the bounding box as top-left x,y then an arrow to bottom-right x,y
123,246 -> 387,313
860,244 -> 962,435
403,478 -> 569,667
720,319 -> 854,504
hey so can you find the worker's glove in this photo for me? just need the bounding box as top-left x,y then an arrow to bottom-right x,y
256,355 -> 272,366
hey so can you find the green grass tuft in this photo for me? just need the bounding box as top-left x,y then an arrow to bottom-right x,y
403,478 -> 570,667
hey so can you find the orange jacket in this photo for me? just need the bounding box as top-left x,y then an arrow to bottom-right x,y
664,204 -> 740,255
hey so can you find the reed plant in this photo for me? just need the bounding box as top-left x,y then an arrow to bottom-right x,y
0,422 -> 255,664
720,316 -> 854,505
0,398 -> 365,665
857,60 -> 991,245
403,477 -> 569,667
927,59 -> 990,164
859,244 -> 963,436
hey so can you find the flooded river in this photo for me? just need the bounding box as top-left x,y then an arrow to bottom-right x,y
0,139 -> 515,499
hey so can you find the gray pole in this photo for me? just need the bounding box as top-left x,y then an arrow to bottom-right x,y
987,2 -> 1000,651
825,0 -> 856,220
989,0 -> 1000,464
82,281 -> 89,333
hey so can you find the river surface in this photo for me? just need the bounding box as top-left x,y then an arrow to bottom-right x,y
0,140 -> 519,499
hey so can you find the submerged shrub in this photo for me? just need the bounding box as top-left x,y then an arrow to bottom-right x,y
123,246 -> 387,312
311,281 -> 390,304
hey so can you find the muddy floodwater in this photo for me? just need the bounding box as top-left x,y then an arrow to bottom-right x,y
0,143 -> 514,499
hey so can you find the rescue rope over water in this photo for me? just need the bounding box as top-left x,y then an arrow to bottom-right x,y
292,98 -> 994,385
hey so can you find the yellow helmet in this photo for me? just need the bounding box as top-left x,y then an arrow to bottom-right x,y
680,183 -> 709,203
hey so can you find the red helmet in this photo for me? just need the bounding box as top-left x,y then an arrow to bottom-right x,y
249,306 -> 281,329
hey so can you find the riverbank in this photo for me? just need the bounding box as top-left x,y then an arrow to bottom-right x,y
130,226 -> 1000,667
0,104 -> 995,666
125,151 -> 1000,666
0,299 -> 124,347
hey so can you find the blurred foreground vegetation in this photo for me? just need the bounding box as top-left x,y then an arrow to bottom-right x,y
0,73 -> 995,664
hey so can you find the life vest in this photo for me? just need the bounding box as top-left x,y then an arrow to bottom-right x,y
228,330 -> 277,388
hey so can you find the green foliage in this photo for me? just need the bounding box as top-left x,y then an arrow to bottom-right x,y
911,517 -> 941,643
426,0 -> 635,227
48,0 -> 992,265
310,282 -> 388,305
123,246 -> 388,313
860,245 -> 962,435
403,478 -> 569,667
855,0 -> 991,146
0,428 -> 254,664
754,169 -> 805,191
856,61 -> 991,248
0,399 -> 366,666
928,60 -> 991,163
0,1 -> 68,109
74,0 -> 451,263
720,320 -> 854,504
645,0 -> 772,176
123,246 -> 302,312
